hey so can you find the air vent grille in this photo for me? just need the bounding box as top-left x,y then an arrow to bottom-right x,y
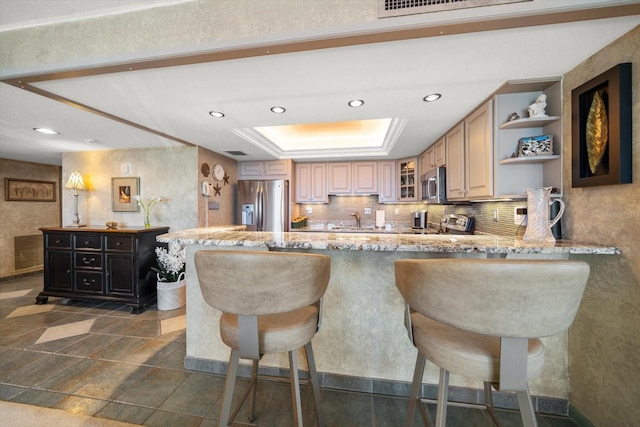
225,150 -> 247,156
379,0 -> 530,18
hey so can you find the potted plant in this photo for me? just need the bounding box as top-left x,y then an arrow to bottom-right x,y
152,241 -> 186,310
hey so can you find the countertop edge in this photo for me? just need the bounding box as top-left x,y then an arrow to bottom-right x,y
156,228 -> 620,255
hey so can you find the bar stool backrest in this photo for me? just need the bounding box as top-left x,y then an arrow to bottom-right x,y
195,250 -> 331,316
395,259 -> 590,338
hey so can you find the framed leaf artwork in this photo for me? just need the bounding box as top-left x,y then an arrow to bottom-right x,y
571,63 -> 632,187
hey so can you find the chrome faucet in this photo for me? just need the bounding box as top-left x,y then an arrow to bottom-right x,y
351,212 -> 361,229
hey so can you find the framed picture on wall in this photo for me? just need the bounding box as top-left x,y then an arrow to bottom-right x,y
4,178 -> 56,202
112,177 -> 140,212
571,63 -> 632,187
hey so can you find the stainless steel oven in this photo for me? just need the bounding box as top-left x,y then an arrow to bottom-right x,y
421,167 -> 447,204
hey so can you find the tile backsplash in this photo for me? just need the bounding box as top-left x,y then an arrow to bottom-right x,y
298,196 -> 542,238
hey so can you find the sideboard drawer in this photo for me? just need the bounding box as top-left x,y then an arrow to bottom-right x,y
75,271 -> 104,293
75,252 -> 103,269
47,233 -> 71,249
106,235 -> 134,252
74,234 -> 102,250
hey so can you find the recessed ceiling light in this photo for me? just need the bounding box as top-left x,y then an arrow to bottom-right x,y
270,106 -> 286,114
348,99 -> 364,108
33,127 -> 59,135
423,93 -> 442,102
209,111 -> 225,118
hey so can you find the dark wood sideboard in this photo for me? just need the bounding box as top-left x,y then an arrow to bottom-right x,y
38,226 -> 170,314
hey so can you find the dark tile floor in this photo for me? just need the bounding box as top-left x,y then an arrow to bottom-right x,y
0,273 -> 580,426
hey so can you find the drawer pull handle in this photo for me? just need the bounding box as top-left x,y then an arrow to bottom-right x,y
84,241 -> 91,245
82,257 -> 96,265
55,239 -> 62,244
82,279 -> 96,286
116,242 -> 122,246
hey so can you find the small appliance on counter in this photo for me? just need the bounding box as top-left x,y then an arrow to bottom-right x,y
412,210 -> 428,229
440,214 -> 475,235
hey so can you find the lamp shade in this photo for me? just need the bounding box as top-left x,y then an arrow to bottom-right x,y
64,172 -> 87,191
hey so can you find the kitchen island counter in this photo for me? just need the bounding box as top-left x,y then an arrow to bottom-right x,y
158,228 -> 619,255
159,227 -> 618,409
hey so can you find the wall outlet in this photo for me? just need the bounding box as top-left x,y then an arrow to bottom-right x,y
514,207 -> 528,225
493,209 -> 499,222
305,206 -> 313,214
364,207 -> 372,215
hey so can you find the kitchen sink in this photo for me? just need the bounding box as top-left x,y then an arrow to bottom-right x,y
329,226 -> 376,232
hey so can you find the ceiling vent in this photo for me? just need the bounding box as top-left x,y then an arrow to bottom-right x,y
225,150 -> 247,156
378,0 -> 530,18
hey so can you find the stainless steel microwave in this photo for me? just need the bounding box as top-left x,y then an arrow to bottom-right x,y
421,167 -> 447,204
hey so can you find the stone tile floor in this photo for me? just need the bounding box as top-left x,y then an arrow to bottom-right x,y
0,273 -> 579,426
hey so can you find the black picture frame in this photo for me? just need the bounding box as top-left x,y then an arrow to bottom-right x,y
571,63 -> 632,187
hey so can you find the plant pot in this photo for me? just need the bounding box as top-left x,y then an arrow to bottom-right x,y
156,272 -> 185,310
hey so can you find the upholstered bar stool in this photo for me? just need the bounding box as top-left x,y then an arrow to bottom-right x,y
395,259 -> 590,427
195,250 -> 331,427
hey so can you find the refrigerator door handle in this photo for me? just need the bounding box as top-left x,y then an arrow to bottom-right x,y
256,186 -> 264,231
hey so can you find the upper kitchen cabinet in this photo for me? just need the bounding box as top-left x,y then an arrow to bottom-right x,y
295,163 -> 328,203
445,100 -> 493,201
420,137 -> 446,173
443,77 -> 562,201
353,162 -> 378,194
378,161 -> 396,203
327,163 -> 351,194
465,100 -> 494,199
328,161 -> 378,195
493,78 -> 562,197
238,159 -> 293,180
397,157 -> 418,202
445,122 -> 465,200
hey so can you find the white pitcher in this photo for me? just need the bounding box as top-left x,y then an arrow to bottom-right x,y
523,187 -> 565,244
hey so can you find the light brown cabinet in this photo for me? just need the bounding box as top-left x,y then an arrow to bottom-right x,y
445,100 -> 493,200
328,163 -> 352,194
327,161 -> 378,195
397,157 -> 418,202
377,161 -> 396,203
421,137 -> 446,172
295,163 -> 327,203
238,160 -> 292,179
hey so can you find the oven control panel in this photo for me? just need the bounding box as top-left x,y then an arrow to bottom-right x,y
440,214 -> 474,233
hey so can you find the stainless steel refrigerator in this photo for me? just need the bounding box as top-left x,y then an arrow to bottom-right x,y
238,179 -> 289,232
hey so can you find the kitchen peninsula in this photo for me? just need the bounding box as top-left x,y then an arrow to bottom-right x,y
158,228 -> 618,405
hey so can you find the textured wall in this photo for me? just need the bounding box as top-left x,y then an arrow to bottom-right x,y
62,146 -> 236,232
0,159 -> 61,279
0,0 -> 375,73
197,147 -> 238,228
562,26 -> 640,424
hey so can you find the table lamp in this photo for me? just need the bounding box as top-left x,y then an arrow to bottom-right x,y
64,171 -> 87,227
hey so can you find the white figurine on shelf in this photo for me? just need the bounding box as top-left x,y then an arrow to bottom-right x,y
528,94 -> 548,118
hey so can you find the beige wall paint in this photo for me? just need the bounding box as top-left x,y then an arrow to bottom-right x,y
0,159 -> 60,279
62,146 -> 236,232
562,26 -> 639,424
197,147 -> 237,228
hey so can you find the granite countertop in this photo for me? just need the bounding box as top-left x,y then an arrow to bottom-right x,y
157,227 -> 619,255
